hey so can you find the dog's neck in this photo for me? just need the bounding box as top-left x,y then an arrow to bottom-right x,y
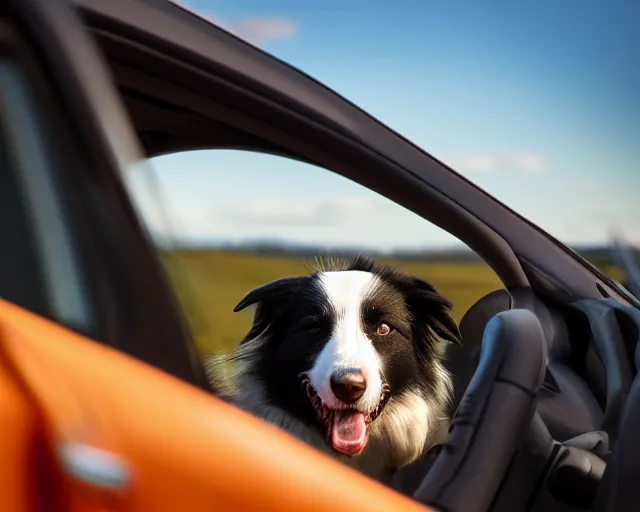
207,353 -> 449,484
251,401 -> 397,482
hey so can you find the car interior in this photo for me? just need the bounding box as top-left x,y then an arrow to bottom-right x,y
13,1 -> 637,510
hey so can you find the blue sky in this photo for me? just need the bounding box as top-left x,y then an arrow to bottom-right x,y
131,0 -> 640,250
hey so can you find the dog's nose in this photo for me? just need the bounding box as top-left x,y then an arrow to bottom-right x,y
330,368 -> 367,403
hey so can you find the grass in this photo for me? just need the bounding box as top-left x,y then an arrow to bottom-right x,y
160,250 -> 504,356
159,250 -> 625,357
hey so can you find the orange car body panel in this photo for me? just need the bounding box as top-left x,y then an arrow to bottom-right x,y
0,298 -> 431,511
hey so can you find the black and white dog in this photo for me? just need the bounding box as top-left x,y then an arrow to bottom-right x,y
206,255 -> 461,482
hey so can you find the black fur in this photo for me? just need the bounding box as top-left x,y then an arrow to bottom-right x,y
232,255 -> 462,442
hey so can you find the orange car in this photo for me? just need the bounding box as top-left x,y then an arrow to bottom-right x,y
1,0 -> 639,511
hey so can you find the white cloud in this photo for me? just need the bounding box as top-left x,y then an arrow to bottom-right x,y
168,1 -> 297,45
218,196 -> 377,227
133,188 -> 459,250
452,152 -> 548,174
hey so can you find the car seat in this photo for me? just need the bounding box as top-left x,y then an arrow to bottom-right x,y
392,288 -> 512,495
592,328 -> 640,511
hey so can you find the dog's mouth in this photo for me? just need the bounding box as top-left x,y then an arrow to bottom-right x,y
301,377 -> 391,457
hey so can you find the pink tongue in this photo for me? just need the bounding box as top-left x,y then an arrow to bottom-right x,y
331,410 -> 368,456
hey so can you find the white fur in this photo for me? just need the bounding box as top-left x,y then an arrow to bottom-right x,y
209,355 -> 448,481
307,271 -> 384,413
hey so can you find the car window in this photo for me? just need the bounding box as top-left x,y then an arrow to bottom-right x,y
0,55 -> 94,334
179,1 -> 637,284
125,149 -> 503,357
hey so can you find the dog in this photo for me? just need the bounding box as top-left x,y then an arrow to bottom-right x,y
205,255 -> 462,483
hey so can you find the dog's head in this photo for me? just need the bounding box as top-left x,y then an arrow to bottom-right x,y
233,255 -> 461,461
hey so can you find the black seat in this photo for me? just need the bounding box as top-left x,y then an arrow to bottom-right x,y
391,289 -> 512,496
414,308 -> 548,511
593,337 -> 640,511
448,289 -> 513,416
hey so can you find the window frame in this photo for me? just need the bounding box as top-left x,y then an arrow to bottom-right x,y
1,0 -> 211,391
0,37 -> 95,332
0,20 -> 97,336
77,3 -> 638,309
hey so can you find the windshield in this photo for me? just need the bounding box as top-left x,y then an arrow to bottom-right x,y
166,1 -> 639,295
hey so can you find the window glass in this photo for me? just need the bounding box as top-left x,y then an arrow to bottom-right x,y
130,149 -> 503,356
0,58 -> 93,332
176,1 -> 638,282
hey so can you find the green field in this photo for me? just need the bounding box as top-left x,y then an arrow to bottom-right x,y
160,250 -> 625,357
161,250 -> 504,356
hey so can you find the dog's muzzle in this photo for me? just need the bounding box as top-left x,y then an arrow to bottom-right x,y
300,372 -> 391,457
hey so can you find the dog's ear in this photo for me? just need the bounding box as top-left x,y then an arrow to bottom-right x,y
234,276 -> 309,343
404,276 -> 462,346
233,276 -> 309,312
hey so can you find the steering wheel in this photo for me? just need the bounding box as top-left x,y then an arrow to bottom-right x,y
412,308 -> 548,511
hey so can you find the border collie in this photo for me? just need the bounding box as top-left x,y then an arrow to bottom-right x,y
206,255 -> 461,482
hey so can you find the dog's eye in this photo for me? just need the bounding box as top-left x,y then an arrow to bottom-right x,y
300,320 -> 321,333
376,323 -> 393,336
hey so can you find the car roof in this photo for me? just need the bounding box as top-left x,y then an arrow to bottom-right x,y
72,0 -> 640,309
74,0 -> 387,146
